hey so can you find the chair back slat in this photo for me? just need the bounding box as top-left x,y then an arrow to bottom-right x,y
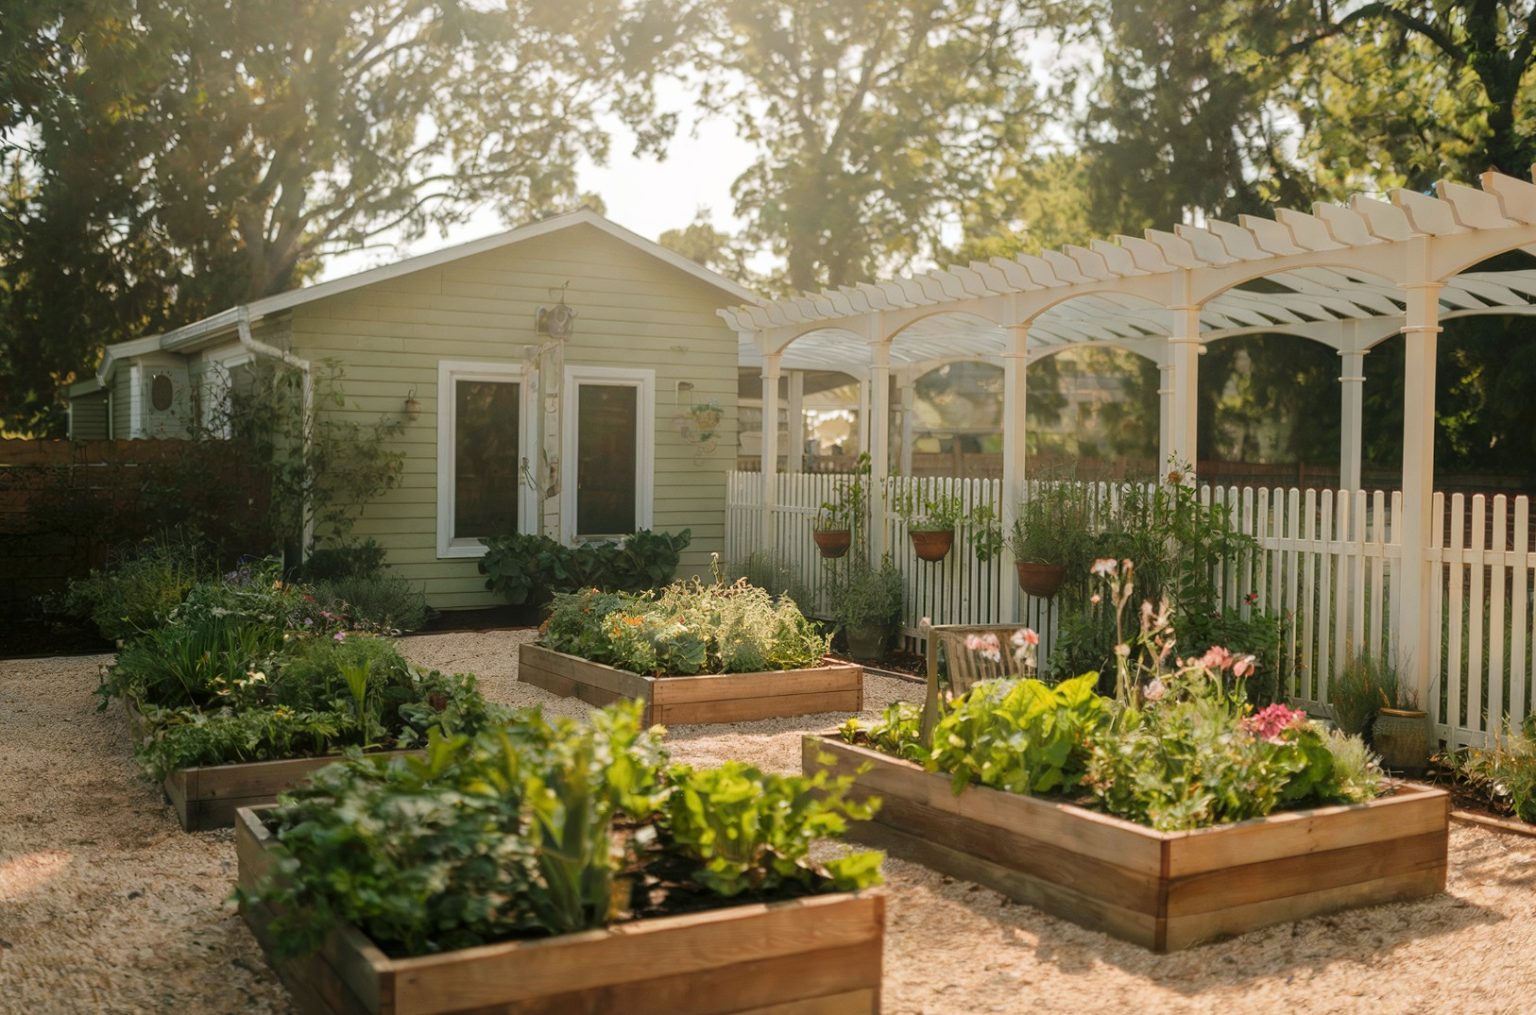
919,623 -> 1026,744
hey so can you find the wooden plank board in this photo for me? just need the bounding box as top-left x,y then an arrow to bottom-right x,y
807,735 -> 1449,953
165,749 -> 419,832
237,807 -> 883,1015
520,644 -> 864,728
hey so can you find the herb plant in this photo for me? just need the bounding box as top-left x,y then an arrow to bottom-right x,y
479,528 -> 691,606
539,578 -> 829,676
1439,719 -> 1536,823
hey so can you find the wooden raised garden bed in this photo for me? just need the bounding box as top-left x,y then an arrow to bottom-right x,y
805,733 -> 1449,952
518,643 -> 863,726
236,807 -> 886,1015
128,702 -> 417,832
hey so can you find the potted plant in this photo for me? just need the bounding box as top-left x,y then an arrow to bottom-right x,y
1007,483 -> 1093,598
830,557 -> 903,662
894,490 -> 964,561
1373,683 -> 1431,776
812,454 -> 869,559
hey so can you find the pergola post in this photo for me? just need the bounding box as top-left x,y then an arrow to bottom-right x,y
759,351 -> 782,557
1165,294 -> 1202,477
786,369 -> 805,473
1395,274 -> 1442,711
856,374 -> 871,460
1338,347 -> 1366,493
868,344 -> 892,561
898,370 -> 916,476
1000,325 -> 1029,623
1156,358 -> 1175,471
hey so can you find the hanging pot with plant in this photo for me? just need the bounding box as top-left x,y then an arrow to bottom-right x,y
895,489 -> 966,563
1015,562 -> 1067,598
812,456 -> 869,559
909,529 -> 955,562
813,529 -> 852,558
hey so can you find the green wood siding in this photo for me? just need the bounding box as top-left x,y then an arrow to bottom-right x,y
287,223 -> 739,610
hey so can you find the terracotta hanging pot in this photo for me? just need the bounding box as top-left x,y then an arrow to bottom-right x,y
909,529 -> 955,562
1015,562 -> 1066,598
813,529 -> 852,559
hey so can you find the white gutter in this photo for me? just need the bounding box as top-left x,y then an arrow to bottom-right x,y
236,305 -> 315,558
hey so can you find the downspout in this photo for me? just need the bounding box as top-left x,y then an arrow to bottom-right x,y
237,305 -> 315,560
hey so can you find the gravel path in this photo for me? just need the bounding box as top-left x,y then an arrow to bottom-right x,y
4,631 -> 1534,1014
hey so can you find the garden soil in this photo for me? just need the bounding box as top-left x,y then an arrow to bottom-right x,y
2,630 -> 1533,1014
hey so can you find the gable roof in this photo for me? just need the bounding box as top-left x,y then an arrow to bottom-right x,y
83,209 -> 760,389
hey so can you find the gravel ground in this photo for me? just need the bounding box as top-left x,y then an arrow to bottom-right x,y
3,630 -> 1534,1014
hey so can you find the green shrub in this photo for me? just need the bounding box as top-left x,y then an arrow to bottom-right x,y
298,539 -> 389,582
539,579 -> 829,676
1440,722 -> 1536,823
826,556 -> 903,630
244,701 -> 881,959
311,575 -> 429,632
479,529 -> 691,606
735,551 -> 814,612
105,614 -> 288,709
65,531 -> 214,640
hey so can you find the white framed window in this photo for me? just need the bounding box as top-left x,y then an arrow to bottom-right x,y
560,365 -> 655,543
436,360 -> 537,558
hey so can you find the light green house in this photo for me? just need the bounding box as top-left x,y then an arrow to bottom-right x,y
67,211 -> 758,609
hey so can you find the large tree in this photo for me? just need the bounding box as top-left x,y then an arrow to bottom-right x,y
0,0 -> 668,434
673,0 -> 1045,293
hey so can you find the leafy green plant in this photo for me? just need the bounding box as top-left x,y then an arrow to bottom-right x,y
103,614 -> 287,709
735,551 -> 815,610
64,531 -> 214,640
1007,482 -> 1094,568
826,556 -> 903,631
664,760 -> 883,897
245,701 -> 881,961
539,578 -> 829,676
893,489 -> 964,532
814,453 -> 871,534
311,574 -> 430,633
478,529 -> 692,606
926,673 -> 1108,795
839,701 -> 925,760
297,539 -> 389,582
1440,723 -> 1536,823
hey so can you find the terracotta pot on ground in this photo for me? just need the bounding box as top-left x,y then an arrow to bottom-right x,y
845,622 -> 892,662
1015,562 -> 1066,598
909,529 -> 955,562
813,529 -> 852,558
1373,707 -> 1431,775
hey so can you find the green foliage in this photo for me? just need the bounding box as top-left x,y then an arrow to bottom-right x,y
1440,722 -> 1536,824
64,531 -> 215,641
106,615 -> 289,711
839,701 -> 925,761
927,674 -> 1109,795
539,579 -> 829,676
1330,651 -> 1401,741
825,556 -> 903,631
814,453 -> 871,534
3,0 -> 665,434
735,551 -> 815,612
298,539 -> 389,582
478,529 -> 692,607
246,701 -> 881,960
1180,607 -> 1284,706
664,760 -> 883,897
1008,482 -> 1096,570
895,491 -> 1003,560
1084,698 -> 1379,832
310,575 -> 430,634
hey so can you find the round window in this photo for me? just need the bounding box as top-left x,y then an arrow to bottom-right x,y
150,373 -> 174,412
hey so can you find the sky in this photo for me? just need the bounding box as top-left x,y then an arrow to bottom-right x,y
320,80 -> 757,283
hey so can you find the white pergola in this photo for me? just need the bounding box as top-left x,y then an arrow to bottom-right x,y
723,171 -> 1536,701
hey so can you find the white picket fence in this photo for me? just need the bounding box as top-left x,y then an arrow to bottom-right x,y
724,471 -> 1536,748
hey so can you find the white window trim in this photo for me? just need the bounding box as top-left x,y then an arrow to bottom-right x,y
436,359 -> 537,559
128,363 -> 144,438
560,365 -> 655,544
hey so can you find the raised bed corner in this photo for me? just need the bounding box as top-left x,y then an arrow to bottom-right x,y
518,643 -> 863,726
805,733 -> 1448,952
236,807 -> 885,1015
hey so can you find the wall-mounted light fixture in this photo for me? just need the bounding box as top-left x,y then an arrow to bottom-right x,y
536,282 -> 576,338
404,386 -> 421,422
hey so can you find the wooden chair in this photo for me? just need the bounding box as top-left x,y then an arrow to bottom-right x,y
920,623 -> 1030,745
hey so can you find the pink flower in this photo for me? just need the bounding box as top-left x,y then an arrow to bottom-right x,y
1243,704 -> 1309,742
965,632 -> 1002,663
1144,678 -> 1166,702
1233,655 -> 1256,679
1198,646 -> 1234,672
1011,628 -> 1040,648
333,631 -> 347,642
1090,594 -> 1102,605
1091,558 -> 1118,577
